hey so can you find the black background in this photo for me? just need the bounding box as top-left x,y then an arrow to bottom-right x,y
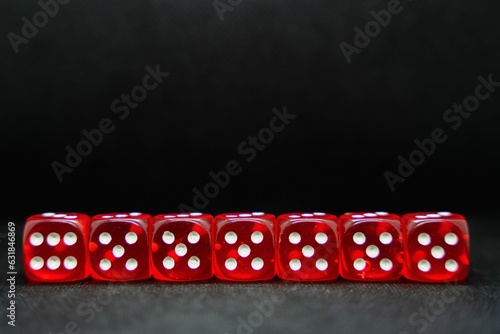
1,0 -> 499,219
1,1 -> 500,333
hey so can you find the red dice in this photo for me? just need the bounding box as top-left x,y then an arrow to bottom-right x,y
151,213 -> 213,281
339,212 -> 403,281
23,210 -> 470,283
23,212 -> 90,282
402,212 -> 470,282
88,212 -> 151,281
277,213 -> 339,281
214,212 -> 276,281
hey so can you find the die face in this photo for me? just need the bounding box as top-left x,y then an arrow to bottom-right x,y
403,212 -> 470,282
214,213 -> 276,281
339,212 -> 403,281
89,213 -> 151,281
151,213 -> 213,281
277,213 -> 339,281
23,213 -> 89,282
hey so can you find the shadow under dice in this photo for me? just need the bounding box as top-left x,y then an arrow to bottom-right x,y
403,212 -> 470,282
89,213 -> 151,281
23,212 -> 90,282
277,213 -> 339,281
214,213 -> 276,281
151,213 -> 213,281
340,212 -> 403,281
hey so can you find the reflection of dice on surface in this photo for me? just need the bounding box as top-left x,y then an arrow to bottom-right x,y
214,212 -> 276,281
339,212 -> 403,281
402,212 -> 470,282
151,212 -> 213,281
23,212 -> 90,282
88,212 -> 151,281
276,212 -> 339,281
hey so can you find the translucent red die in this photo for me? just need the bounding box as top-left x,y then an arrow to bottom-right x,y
339,212 -> 403,281
276,212 -> 339,281
214,212 -> 276,281
402,212 -> 470,282
151,213 -> 213,281
23,212 -> 90,282
88,212 -> 151,281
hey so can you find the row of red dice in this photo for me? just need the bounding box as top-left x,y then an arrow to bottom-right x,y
23,211 -> 469,283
